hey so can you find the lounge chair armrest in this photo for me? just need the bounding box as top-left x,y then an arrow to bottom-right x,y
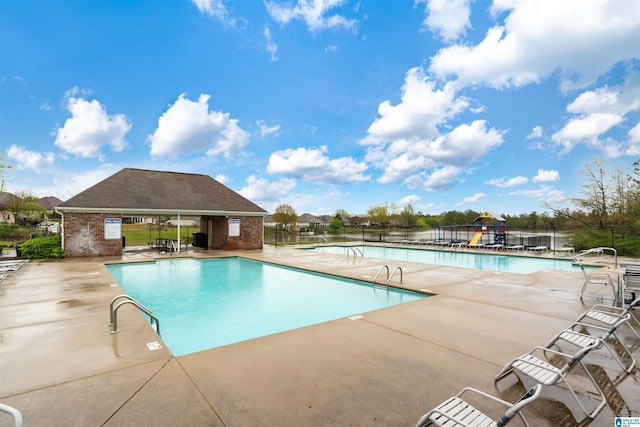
456,386 -> 512,408
534,342 -> 600,358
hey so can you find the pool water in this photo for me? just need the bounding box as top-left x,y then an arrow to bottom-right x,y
309,245 -> 589,274
107,257 -> 424,356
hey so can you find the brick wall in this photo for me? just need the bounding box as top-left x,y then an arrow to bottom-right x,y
200,216 -> 263,250
63,213 -> 123,257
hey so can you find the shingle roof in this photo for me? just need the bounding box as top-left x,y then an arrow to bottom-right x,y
298,213 -> 321,223
56,168 -> 266,216
0,192 -> 22,209
36,196 -> 64,210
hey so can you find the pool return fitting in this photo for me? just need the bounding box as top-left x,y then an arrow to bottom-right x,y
109,294 -> 160,336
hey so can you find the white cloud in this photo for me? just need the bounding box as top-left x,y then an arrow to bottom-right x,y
400,194 -> 421,204
191,0 -> 241,27
54,96 -> 131,158
265,0 -> 357,33
237,174 -> 296,202
257,120 -> 281,137
148,93 -> 249,158
526,125 -> 543,139
28,166 -> 119,201
420,165 -> 462,192
552,71 -> 640,156
263,25 -> 279,61
551,113 -> 624,154
361,66 -> 503,191
7,145 -> 55,173
459,192 -> 486,205
372,120 -> 504,186
430,0 -> 640,90
532,169 -> 559,183
214,174 -> 230,185
325,45 -> 339,54
627,123 -> 640,155
361,67 -> 469,146
267,146 -> 369,185
509,185 -> 565,203
418,0 -> 472,42
486,176 -> 528,188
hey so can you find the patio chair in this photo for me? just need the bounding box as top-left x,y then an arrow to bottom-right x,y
544,313 -> 636,374
415,384 -> 542,427
622,266 -> 640,307
573,297 -> 640,341
495,339 -> 606,419
576,258 -> 616,303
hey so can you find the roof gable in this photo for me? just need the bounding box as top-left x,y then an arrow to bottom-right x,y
57,168 -> 266,215
37,196 -> 64,210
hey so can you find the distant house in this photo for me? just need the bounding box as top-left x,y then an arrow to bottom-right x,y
0,192 -> 21,224
297,213 -> 322,229
56,168 -> 267,257
36,196 -> 64,221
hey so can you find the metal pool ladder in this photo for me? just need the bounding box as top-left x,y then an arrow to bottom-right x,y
372,265 -> 403,289
109,294 -> 160,336
347,247 -> 363,258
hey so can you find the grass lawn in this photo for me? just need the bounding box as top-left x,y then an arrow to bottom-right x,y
122,223 -> 200,246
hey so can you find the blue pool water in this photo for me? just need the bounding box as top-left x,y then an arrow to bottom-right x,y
309,245 -> 589,274
107,257 -> 424,356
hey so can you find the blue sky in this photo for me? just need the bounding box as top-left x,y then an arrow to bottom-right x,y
2,0 -> 640,216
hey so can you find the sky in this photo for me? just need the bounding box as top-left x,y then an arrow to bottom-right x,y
1,0 -> 640,217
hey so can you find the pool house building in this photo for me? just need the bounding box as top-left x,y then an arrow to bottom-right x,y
55,168 -> 267,257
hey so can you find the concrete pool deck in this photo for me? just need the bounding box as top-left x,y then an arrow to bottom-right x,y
1,245 -> 639,426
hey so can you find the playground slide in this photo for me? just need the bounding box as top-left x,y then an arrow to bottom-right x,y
469,231 -> 483,245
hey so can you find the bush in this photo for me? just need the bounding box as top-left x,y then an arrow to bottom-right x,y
0,224 -> 30,242
19,235 -> 64,259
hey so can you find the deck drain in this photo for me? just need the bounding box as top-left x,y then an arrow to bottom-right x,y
147,341 -> 162,351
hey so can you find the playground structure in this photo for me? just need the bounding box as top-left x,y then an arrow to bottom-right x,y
435,212 -> 552,249
436,212 -> 506,246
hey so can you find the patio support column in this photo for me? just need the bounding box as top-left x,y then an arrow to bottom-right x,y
177,214 -> 181,253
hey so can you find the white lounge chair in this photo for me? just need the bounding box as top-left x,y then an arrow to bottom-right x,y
622,266 -> 640,307
573,297 -> 640,340
0,403 -> 22,427
415,384 -> 542,427
576,258 -> 616,303
545,310 -> 637,374
495,340 -> 606,419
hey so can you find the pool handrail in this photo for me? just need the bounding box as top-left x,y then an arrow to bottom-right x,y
388,266 -> 403,285
346,247 -> 363,258
574,247 -> 617,269
372,265 -> 403,289
109,294 -> 160,336
372,265 -> 390,289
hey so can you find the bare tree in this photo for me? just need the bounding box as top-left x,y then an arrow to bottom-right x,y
571,157 -> 613,227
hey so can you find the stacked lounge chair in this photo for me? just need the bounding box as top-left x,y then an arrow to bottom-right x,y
416,297 -> 640,425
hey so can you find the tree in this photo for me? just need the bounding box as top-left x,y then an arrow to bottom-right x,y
399,204 -> 417,228
333,209 -> 350,223
0,151 -> 12,192
273,204 -> 297,230
367,202 -> 395,225
328,218 -> 343,233
568,157 -> 628,228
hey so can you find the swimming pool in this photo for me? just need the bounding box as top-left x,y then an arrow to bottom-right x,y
308,245 -> 589,274
106,257 -> 424,356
